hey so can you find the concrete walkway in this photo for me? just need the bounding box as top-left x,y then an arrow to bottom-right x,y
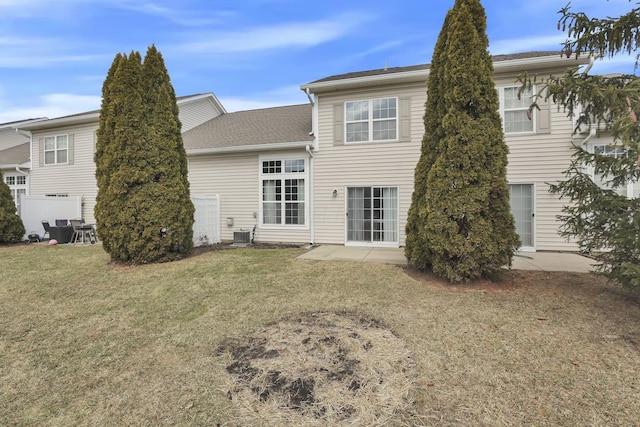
298,245 -> 597,273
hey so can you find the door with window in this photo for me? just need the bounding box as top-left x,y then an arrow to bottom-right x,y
346,186 -> 398,246
509,184 -> 534,250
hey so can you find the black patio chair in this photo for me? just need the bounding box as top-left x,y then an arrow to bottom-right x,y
41,220 -> 51,240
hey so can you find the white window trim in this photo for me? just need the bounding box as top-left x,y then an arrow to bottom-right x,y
508,181 -> 536,252
4,173 -> 28,210
344,97 -> 399,144
498,86 -> 536,135
43,134 -> 69,165
588,140 -> 637,198
258,155 -> 309,229
343,184 -> 400,248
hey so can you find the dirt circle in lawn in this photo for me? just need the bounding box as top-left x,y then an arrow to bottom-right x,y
218,311 -> 417,426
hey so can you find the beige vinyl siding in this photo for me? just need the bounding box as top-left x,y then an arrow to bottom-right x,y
188,149 -> 311,244
179,98 -> 223,132
505,94 -> 579,251
30,123 -> 98,223
314,84 -> 425,246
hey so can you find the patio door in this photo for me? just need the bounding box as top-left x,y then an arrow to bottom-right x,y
346,186 -> 398,245
509,184 -> 534,249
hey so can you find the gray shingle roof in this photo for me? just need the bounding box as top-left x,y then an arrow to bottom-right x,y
307,51 -> 562,84
183,104 -> 313,151
0,142 -> 29,166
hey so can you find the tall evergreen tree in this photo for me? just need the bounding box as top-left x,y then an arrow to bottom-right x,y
521,4 -> 640,289
406,0 -> 520,282
95,47 -> 194,263
0,178 -> 25,243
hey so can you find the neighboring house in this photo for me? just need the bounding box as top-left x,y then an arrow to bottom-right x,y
300,51 -> 593,251
17,93 -> 226,224
184,104 -> 314,244
11,51 -> 631,251
185,51 -> 598,251
0,118 -> 48,212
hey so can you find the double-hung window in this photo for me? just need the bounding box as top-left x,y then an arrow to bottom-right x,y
260,158 -> 307,226
345,97 -> 397,143
499,86 -> 534,134
591,144 -> 637,197
44,135 -> 68,165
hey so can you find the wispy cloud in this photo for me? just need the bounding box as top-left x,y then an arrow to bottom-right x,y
179,12 -> 374,54
353,40 -> 405,59
218,85 -> 308,112
489,34 -> 565,55
0,36 -> 109,68
0,93 -> 101,123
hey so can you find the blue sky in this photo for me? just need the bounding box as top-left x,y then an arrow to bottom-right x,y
0,0 -> 636,123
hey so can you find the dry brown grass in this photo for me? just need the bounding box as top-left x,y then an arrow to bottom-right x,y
1,243 -> 639,426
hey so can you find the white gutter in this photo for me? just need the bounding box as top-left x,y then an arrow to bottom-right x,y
186,141 -> 311,156
306,144 -> 315,245
304,88 -> 314,106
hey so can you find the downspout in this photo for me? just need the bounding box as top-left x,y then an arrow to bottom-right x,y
580,128 -> 597,175
306,144 -> 315,246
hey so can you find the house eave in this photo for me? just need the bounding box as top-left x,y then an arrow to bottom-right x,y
187,141 -> 312,156
18,94 -> 225,131
302,54 -> 590,94
0,161 -> 30,170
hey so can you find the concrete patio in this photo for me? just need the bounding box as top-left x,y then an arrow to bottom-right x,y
298,245 -> 597,273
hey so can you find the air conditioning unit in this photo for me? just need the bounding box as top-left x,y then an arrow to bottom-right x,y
233,230 -> 252,244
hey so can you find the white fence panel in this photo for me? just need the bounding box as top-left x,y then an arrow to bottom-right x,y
19,195 -> 82,239
192,195 -> 221,247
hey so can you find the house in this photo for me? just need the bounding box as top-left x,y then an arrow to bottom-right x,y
15,93 -> 226,229
9,51 -> 631,251
0,118 -> 48,212
185,51 -> 596,251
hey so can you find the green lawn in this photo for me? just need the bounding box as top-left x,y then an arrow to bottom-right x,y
1,243 -> 639,426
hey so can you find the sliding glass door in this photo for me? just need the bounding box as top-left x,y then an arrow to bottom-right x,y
347,186 -> 398,245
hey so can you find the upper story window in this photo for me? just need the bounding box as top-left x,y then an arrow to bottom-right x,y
260,158 -> 307,227
499,86 -> 534,134
345,97 -> 397,143
594,145 -> 627,159
590,143 -> 637,198
44,134 -> 68,165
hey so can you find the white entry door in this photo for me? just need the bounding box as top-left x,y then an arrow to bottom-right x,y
509,184 -> 534,249
346,186 -> 398,245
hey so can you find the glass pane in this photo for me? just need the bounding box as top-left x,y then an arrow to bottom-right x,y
56,135 -> 68,149
372,120 -> 396,140
285,159 -> 305,173
16,175 -> 26,185
285,202 -> 304,225
6,176 -> 15,185
505,111 -> 533,133
263,202 -> 281,224
44,151 -> 56,164
285,179 -> 304,201
346,101 -> 369,121
372,98 -> 396,119
262,160 -> 281,174
504,87 -> 530,109
57,149 -> 68,164
262,180 -> 281,201
44,137 -> 55,150
346,122 -> 369,142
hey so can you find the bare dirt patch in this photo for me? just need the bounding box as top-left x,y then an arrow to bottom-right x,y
216,311 -> 417,426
